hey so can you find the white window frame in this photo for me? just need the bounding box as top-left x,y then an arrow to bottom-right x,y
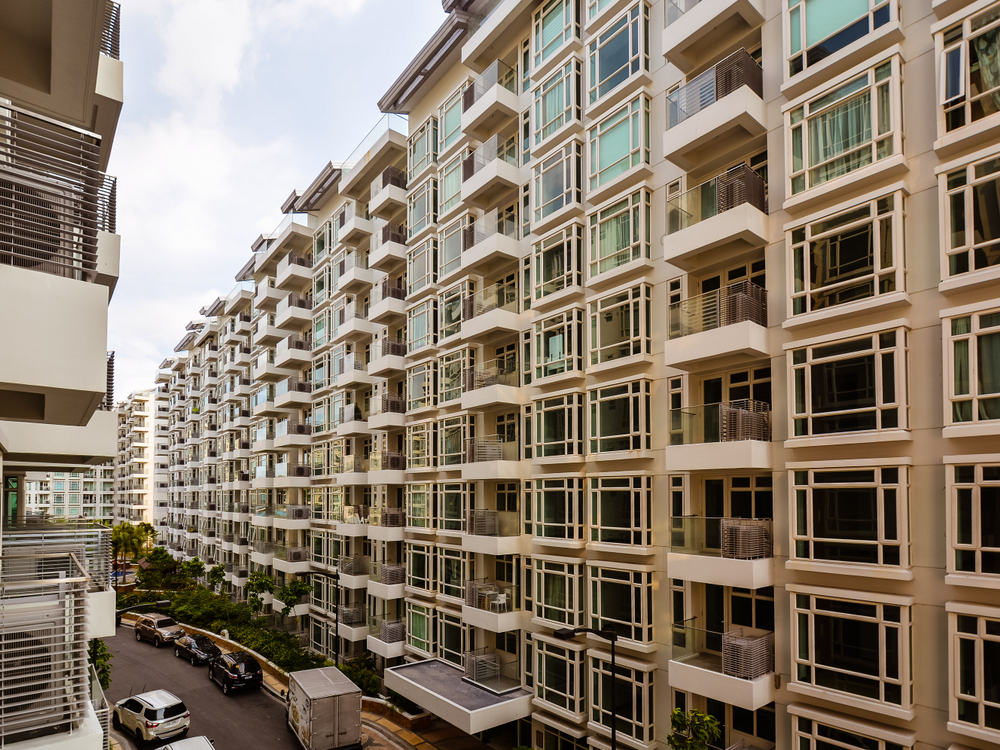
437,610 -> 469,666
407,235 -> 438,295
938,3 -> 1000,137
941,152 -> 1000,280
534,636 -> 587,719
532,222 -> 584,303
948,602 -> 1000,741
588,282 -> 651,366
785,0 -> 896,78
407,178 -> 438,241
588,379 -> 650,454
527,306 -> 585,384
526,477 -> 586,542
586,190 -> 651,279
534,139 -> 583,224
407,299 -> 438,353
588,563 -> 653,644
437,546 -> 470,599
590,474 -> 651,547
438,280 -> 470,341
439,150 -> 468,217
438,416 -> 473,468
586,3 -> 648,107
945,306 -> 1000,424
525,392 -> 585,458
589,651 -> 655,743
947,461 -> 1000,580
438,86 -> 466,154
788,704 -> 915,750
406,483 -> 436,529
405,422 -> 437,471
587,96 -> 650,191
439,347 -> 473,404
534,59 -> 582,147
408,117 -> 438,181
406,361 -> 438,411
534,557 -> 586,627
438,482 -> 471,533
406,601 -> 436,655
533,0 -> 580,70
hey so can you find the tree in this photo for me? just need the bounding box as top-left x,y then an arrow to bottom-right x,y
89,638 -> 113,690
277,578 -> 312,617
111,523 -> 141,583
136,521 -> 157,553
135,546 -> 187,590
207,564 -> 226,593
667,708 -> 721,750
245,571 -> 275,618
181,556 -> 206,582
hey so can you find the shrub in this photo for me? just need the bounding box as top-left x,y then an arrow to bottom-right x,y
339,656 -> 381,698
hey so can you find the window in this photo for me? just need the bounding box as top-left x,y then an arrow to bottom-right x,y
789,193 -> 903,315
534,559 -> 585,625
528,308 -> 585,382
406,422 -> 437,470
406,362 -> 438,411
407,300 -> 437,353
791,465 -> 909,568
943,155 -> 1000,278
439,87 -> 465,152
438,547 -> 468,599
790,327 -> 907,436
408,118 -> 437,180
439,482 -> 470,532
534,60 -> 582,146
589,380 -> 650,453
408,179 -> 438,240
948,309 -> 1000,423
440,348 -> 473,404
534,140 -> 583,223
589,283 -> 651,365
407,542 -> 436,593
406,483 -> 436,528
590,475 -> 651,546
439,150 -> 466,215
587,190 -> 650,277
587,97 -> 649,191
791,589 -> 911,708
439,281 -> 471,341
792,713 -> 909,750
950,605 -> 1000,737
533,0 -> 579,69
439,219 -> 467,280
407,602 -> 435,654
532,223 -> 584,302
788,59 -> 899,195
591,654 -> 654,743
787,0 -> 893,76
407,236 -> 438,294
589,565 -> 652,642
525,393 -> 585,458
438,611 -> 467,666
950,463 -> 1000,577
534,639 -> 587,716
439,416 -> 472,467
587,4 -> 648,106
940,4 -> 1000,134
527,477 -> 585,541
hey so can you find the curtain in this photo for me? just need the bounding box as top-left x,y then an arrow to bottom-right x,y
599,212 -> 630,261
598,116 -> 631,175
973,27 -> 1000,115
978,330 -> 1000,394
541,1 -> 565,50
809,93 -> 872,168
543,81 -> 565,134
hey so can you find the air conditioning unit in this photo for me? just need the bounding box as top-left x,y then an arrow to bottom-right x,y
288,506 -> 311,520
287,549 -> 309,562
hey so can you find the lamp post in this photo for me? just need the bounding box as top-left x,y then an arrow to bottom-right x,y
553,627 -> 619,750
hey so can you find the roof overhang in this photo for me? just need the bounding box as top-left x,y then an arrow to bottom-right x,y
296,161 -> 343,212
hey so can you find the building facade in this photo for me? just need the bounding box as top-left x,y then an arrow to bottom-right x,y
113,389 -> 170,530
23,467 -> 116,523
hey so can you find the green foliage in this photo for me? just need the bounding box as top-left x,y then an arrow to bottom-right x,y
667,708 -> 722,750
277,579 -> 312,617
207,564 -> 226,592
338,655 -> 381,698
223,623 -> 325,672
89,638 -> 113,690
245,571 -> 275,617
181,556 -> 206,581
135,546 -> 191,590
136,521 -> 157,553
387,688 -> 423,716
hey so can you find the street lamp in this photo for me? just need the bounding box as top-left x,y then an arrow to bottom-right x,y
553,627 -> 619,750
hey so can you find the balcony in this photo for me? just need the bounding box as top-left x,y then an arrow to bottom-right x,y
274,375 -> 312,408
462,60 -> 519,137
336,605 -> 369,641
668,400 -> 771,471
251,540 -> 275,564
337,505 -> 371,537
339,204 -> 374,247
370,166 -> 408,221
336,404 -> 369,438
368,506 -> 407,542
334,354 -> 375,388
368,392 -> 406,430
462,579 -> 521,631
668,516 -> 773,588
664,281 -> 768,370
275,292 -> 312,330
664,165 -> 768,270
367,616 -> 407,659
369,277 -> 407,324
276,251 -> 312,291
385,658 -> 531,735
273,544 -> 311,574
369,336 -> 408,378
338,555 -> 370,589
461,356 -> 521,411
664,49 -> 766,172
339,252 -> 376,294
462,510 -> 522,555
368,560 -> 406,600
332,454 -> 369,485
461,208 -> 521,275
669,618 -> 775,710
462,279 -> 523,341
462,134 -> 521,206
663,0 -> 765,73
369,450 -> 407,484
332,305 -> 379,344
463,435 -> 524,480
340,113 -> 408,201
369,220 -> 408,272
275,417 -> 313,448
254,283 -> 285,311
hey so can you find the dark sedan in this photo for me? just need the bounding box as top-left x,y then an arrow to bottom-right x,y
173,635 -> 222,665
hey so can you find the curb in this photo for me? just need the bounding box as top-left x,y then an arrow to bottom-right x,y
362,719 -> 419,750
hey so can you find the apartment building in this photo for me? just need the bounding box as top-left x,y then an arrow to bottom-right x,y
0,1 -> 124,749
113,389 -> 170,529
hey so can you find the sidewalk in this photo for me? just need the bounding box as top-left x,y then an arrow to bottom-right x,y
362,712 -> 492,750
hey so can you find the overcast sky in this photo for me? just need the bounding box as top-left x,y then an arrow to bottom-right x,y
107,0 -> 447,398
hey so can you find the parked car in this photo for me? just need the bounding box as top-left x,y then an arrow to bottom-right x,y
160,737 -> 215,749
112,690 -> 190,745
134,613 -> 185,647
208,651 -> 264,695
174,634 -> 222,665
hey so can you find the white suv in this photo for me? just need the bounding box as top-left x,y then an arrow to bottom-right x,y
113,690 -> 190,744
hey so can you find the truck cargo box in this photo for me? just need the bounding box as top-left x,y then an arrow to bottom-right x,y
287,666 -> 363,750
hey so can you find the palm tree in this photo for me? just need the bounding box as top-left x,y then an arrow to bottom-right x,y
111,522 -> 141,587
136,521 -> 156,553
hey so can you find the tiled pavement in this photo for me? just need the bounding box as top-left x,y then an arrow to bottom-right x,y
362,713 -> 493,750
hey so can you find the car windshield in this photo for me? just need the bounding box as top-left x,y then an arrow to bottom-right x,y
193,636 -> 215,649
156,618 -> 178,627
235,659 -> 260,673
147,702 -> 187,720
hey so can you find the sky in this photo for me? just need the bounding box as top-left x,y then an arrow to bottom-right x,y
107,0 -> 448,398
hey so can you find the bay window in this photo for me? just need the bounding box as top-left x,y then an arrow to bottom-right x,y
948,308 -> 1000,423
588,380 -> 650,453
525,393 -> 585,458
528,307 -> 585,383
407,299 -> 437,353
940,4 -> 1000,134
532,223 -> 584,302
407,601 -> 436,654
587,96 -> 649,191
534,559 -> 585,626
406,422 -> 437,470
526,477 -> 585,541
439,218 -> 468,279
534,60 -> 582,146
406,483 -> 436,528
589,283 -> 651,365
408,178 -> 438,241
408,117 -> 437,181
590,475 -> 651,546
439,150 -> 466,215
439,281 -> 472,341
534,638 -> 587,716
534,140 -> 583,223
407,236 -> 438,294
791,712 -> 912,750
439,416 -> 473,467
438,547 -> 469,599
949,463 -> 1000,578
587,4 -> 648,106
786,0 -> 894,77
943,154 -> 1000,278
949,604 -> 1000,737
407,542 -> 436,593
590,654 -> 654,743
439,348 -> 473,404
439,482 -> 471,532
438,611 -> 468,666
439,87 -> 465,152
589,565 -> 653,643
587,190 -> 650,277
787,58 -> 900,196
789,192 -> 904,316
406,362 -> 437,411
533,0 -> 580,69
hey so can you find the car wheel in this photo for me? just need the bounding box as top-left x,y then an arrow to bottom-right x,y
174,647 -> 181,658
112,711 -> 120,729
135,630 -> 141,642
223,681 -> 230,696
135,727 -> 145,746
191,654 -> 197,666
154,636 -> 161,648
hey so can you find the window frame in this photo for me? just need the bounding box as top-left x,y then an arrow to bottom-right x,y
947,462 -> 1000,580
438,86 -> 466,154
534,637 -> 587,719
406,601 -> 436,655
439,347 -> 474,404
586,190 -> 651,279
526,306 -> 585,383
439,149 -> 469,217
526,477 -> 586,542
437,545 -> 470,600
532,222 -> 585,303
785,0 -> 896,78
590,652 -> 655,743
534,59 -> 583,147
407,299 -> 438,353
533,139 -> 584,224
533,0 -> 580,70
945,306 -> 1000,424
525,392 -> 586,458
588,282 -> 652,366
938,3 -> 1000,136
590,474 -> 652,547
407,235 -> 438,295
405,422 -> 438,471
588,379 -> 651,454
408,117 -> 438,181
948,603 -> 1000,740
534,558 -> 586,627
587,95 -> 650,191
407,178 -> 438,241
586,3 -> 649,107
589,563 -> 653,643
406,361 -> 438,412
942,152 -> 1000,281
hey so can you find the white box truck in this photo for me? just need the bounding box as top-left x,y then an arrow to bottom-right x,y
286,667 -> 363,750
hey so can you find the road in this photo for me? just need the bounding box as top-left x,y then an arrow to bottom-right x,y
106,623 -> 300,750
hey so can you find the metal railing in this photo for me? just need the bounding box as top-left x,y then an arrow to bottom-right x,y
466,510 -> 519,538
669,516 -> 773,559
667,164 -> 768,234
370,450 -> 406,471
381,336 -> 407,358
465,434 -> 519,462
463,59 -> 517,111
669,399 -> 771,444
462,206 -> 518,251
371,165 -> 408,201
101,1 -> 122,60
464,578 -> 519,612
369,507 -> 406,528
375,276 -> 407,304
668,280 -> 767,339
463,133 -> 518,182
369,560 -> 406,585
671,617 -> 774,681
1,520 -> 112,589
667,49 -> 763,128
463,278 -> 518,320
368,616 -> 405,643
463,647 -> 521,693
371,220 -> 408,252
338,555 -> 369,576
464,356 -> 518,391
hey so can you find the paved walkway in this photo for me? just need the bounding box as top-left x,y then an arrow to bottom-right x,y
362,713 -> 493,750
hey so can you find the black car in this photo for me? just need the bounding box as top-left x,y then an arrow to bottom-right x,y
207,652 -> 264,695
173,635 -> 222,665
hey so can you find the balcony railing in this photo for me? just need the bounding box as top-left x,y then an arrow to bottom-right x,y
381,336 -> 407,358
668,280 -> 767,339
275,462 -> 312,478
669,399 -> 771,444
463,279 -> 518,320
463,647 -> 520,693
2,520 -> 112,588
344,113 -> 408,176
371,165 -> 408,201
463,356 -> 518,391
670,516 -> 773,559
369,507 -> 406,528
464,578 -> 519,613
667,49 -> 763,129
338,605 -> 366,626
342,505 -> 370,525
371,220 -> 408,252
368,616 -> 406,643
339,555 -> 369,576
342,404 -> 367,423
671,617 -> 774,681
369,560 -> 406,585
463,59 -> 517,112
462,207 -> 518,252
370,450 -> 406,471
463,134 -> 518,182
331,454 -> 369,473
101,1 -> 122,59
465,435 -> 518,462
466,509 -> 519,538
375,276 -> 407,305
667,164 -> 768,235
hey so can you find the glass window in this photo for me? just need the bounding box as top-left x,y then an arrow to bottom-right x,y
439,87 -> 465,151
533,223 -> 584,302
587,4 -> 648,106
408,118 -> 438,180
527,477 -> 585,540
590,475 -> 651,546
590,655 -> 654,742
525,393 -> 585,458
407,362 -> 437,411
587,96 -> 649,190
589,283 -> 651,364
788,59 -> 898,195
950,464 -> 1000,577
534,140 -> 583,223
787,0 -> 893,76
437,547 -> 469,599
407,300 -> 438,353
406,422 -> 437,470
408,179 -> 438,240
535,559 -> 585,625
590,565 -> 652,643
588,380 -> 650,453
534,60 -> 582,146
587,190 -> 650,277
948,309 -> 1000,423
439,482 -> 471,533
533,0 -> 579,69
407,601 -> 435,654
940,4 -> 1000,133
791,466 -> 908,568
437,611 -> 467,666
535,640 -> 587,715
790,327 -> 907,436
439,417 -> 473,467
789,192 -> 903,315
792,714 -> 910,750
406,484 -> 436,528
792,591 -> 911,708
950,608 -> 1000,735
944,155 -> 1000,277
407,236 -> 438,295
439,348 -> 473,404
529,308 -> 585,382
439,282 -> 470,341
439,151 -> 467,215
